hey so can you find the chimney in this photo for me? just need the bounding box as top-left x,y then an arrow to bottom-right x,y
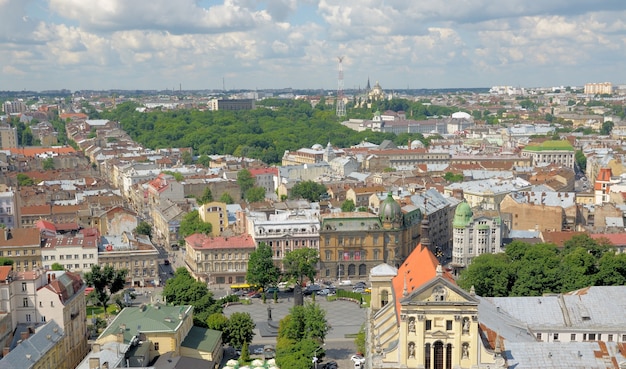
3,347 -> 9,356
91,343 -> 101,352
20,331 -> 29,341
89,357 -> 100,369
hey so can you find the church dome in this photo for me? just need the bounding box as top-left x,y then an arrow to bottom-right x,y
312,143 -> 324,150
453,201 -> 473,228
380,192 -> 402,223
410,140 -> 424,149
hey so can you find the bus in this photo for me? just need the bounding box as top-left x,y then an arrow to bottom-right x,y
229,283 -> 252,293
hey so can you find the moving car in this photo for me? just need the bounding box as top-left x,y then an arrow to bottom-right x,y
265,286 -> 280,294
352,287 -> 365,293
354,281 -> 367,288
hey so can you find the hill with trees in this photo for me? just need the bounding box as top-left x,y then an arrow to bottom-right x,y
100,99 -> 444,164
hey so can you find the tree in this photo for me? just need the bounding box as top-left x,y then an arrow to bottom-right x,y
355,324 -> 366,355
457,253 -> 514,297
219,192 -> 234,204
245,186 -> 266,202
178,210 -> 212,237
135,221 -> 152,238
16,173 -> 34,186
206,313 -> 230,343
181,150 -> 193,165
198,187 -> 214,204
237,169 -> 255,198
163,267 -> 219,325
0,258 -> 14,266
42,158 -> 55,170
282,248 -> 320,285
341,199 -> 356,212
601,121 -> 614,135
226,312 -> 255,350
84,265 -> 127,312
278,303 -> 329,342
444,172 -> 464,183
51,263 -> 65,271
290,181 -> 328,202
246,243 -> 280,292
197,154 -> 211,167
575,150 -> 587,171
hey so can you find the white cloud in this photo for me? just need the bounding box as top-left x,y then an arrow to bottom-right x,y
0,0 -> 625,90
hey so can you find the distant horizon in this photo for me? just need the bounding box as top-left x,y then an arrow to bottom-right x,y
2,1 -> 626,92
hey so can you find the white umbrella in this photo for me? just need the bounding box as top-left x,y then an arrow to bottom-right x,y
251,359 -> 264,367
226,359 -> 238,367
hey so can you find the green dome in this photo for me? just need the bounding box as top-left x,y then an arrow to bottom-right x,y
453,201 -> 473,228
380,192 -> 402,223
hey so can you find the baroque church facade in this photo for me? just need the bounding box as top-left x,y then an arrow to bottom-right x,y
366,219 -> 626,369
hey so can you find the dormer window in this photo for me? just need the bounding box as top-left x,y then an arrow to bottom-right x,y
432,286 -> 446,302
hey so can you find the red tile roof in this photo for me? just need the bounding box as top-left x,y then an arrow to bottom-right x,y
0,266 -> 12,282
540,231 -> 586,247
249,167 -> 278,176
590,233 -> 626,246
185,233 -> 256,250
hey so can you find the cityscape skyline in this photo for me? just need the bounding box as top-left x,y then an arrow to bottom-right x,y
1,0 -> 626,92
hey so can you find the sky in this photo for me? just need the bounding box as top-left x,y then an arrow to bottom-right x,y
1,0 -> 626,92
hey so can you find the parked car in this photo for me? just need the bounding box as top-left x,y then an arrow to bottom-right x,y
317,288 -> 330,296
352,287 -> 365,293
354,281 -> 367,288
265,286 -> 280,294
351,354 -> 366,364
323,361 -> 338,369
303,284 -> 322,295
339,280 -> 352,286
253,347 -> 264,354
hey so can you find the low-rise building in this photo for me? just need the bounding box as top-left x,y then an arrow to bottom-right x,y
184,233 -> 256,286
521,140 -> 575,169
0,228 -> 43,272
40,228 -> 99,273
98,232 -> 159,287
199,201 -> 228,236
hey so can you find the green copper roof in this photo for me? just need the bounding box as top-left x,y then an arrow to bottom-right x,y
99,304 -> 193,343
522,140 -> 574,152
182,326 -> 222,353
453,201 -> 473,228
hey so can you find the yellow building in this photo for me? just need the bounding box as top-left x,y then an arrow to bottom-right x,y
199,201 -> 228,235
0,228 -> 42,272
318,193 -> 421,280
368,233 -> 505,369
0,320 -> 66,369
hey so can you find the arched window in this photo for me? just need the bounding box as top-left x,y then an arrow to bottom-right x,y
433,341 -> 444,369
446,343 -> 452,369
424,343 -> 431,369
358,264 -> 367,276
381,290 -> 389,307
348,264 -> 356,276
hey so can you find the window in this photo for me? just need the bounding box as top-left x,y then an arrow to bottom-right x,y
22,298 -> 28,307
608,334 -> 613,342
446,320 -> 452,330
50,301 -> 54,307
325,250 -> 331,261
622,334 -> 626,342
26,314 -> 31,322
553,333 -> 559,341
588,333 -> 596,341
154,342 -> 159,351
21,283 -> 27,292
536,333 -> 542,340
425,320 -> 432,331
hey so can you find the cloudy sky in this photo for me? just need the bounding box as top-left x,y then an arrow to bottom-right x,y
1,0 -> 626,91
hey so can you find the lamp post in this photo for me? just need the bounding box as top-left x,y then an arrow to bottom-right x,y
313,344 -> 325,369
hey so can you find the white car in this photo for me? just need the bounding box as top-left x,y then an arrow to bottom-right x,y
253,347 -> 264,354
351,354 -> 366,364
339,280 -> 352,286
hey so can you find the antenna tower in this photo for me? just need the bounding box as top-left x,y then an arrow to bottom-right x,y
336,56 -> 346,117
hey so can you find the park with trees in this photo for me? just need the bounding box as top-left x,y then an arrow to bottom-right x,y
457,234 -> 626,297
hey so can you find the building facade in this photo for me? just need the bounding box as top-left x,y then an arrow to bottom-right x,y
184,233 -> 256,286
199,201 -> 228,236
318,193 -> 422,280
521,140 -> 575,169
0,228 -> 42,272
98,232 -> 159,287
451,202 -> 503,273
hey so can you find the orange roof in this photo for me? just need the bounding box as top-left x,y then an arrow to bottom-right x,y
540,231 -> 585,247
185,233 -> 256,250
249,167 -> 279,176
0,266 -> 12,281
8,146 -> 76,157
0,228 -> 41,247
59,113 -> 88,120
391,243 -> 455,324
590,233 -> 626,246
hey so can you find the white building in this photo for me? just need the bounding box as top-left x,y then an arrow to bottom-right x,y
0,186 -> 17,229
41,228 -> 99,273
451,202 -> 503,273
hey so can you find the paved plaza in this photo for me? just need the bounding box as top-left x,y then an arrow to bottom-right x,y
223,294 -> 368,368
